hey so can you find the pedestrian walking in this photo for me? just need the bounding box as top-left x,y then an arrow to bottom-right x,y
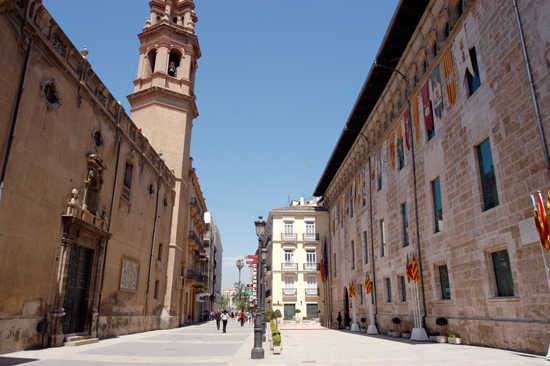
221,310 -> 229,333
240,311 -> 245,327
215,310 -> 221,330
337,311 -> 342,329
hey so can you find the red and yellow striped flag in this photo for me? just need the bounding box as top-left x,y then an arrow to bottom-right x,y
443,49 -> 457,105
412,95 -> 420,141
411,252 -> 419,282
389,130 -> 395,169
349,279 -> 356,298
365,272 -> 372,294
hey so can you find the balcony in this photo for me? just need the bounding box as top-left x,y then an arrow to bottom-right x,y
303,233 -> 319,241
281,263 -> 298,271
188,231 -> 206,254
185,269 -> 206,286
190,197 -> 206,228
303,263 -> 320,271
281,233 -> 297,241
282,288 -> 297,297
265,289 -> 271,298
305,288 -> 320,297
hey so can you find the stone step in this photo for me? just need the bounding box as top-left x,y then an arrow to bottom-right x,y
63,334 -> 99,347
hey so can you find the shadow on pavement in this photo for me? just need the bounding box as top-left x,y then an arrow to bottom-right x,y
0,357 -> 38,366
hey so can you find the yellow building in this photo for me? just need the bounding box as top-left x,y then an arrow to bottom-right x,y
263,198 -> 329,323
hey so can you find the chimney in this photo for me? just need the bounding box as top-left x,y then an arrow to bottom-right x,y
300,197 -> 304,205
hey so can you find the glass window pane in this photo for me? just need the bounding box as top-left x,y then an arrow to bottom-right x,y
478,139 -> 499,210
381,219 -> 386,257
386,278 -> 392,303
402,202 -> 409,247
401,276 -> 407,302
433,178 -> 443,232
439,265 -> 451,300
363,231 -> 369,264
493,250 -> 514,297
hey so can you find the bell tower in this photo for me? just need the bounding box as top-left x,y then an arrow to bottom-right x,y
127,0 -> 200,327
128,0 -> 200,177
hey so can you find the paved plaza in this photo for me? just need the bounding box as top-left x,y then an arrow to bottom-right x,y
0,321 -> 547,365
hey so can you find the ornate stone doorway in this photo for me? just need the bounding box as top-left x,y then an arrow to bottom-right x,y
63,245 -> 92,334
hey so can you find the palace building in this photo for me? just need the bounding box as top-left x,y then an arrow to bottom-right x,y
315,0 -> 550,355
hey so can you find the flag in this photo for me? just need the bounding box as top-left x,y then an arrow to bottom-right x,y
420,81 -> 434,134
356,175 -> 361,202
547,186 -> 550,211
349,279 -> 356,298
453,25 -> 474,80
404,107 -> 411,150
443,49 -> 457,105
332,218 -> 335,232
397,118 -> 404,166
389,130 -> 395,169
320,240 -> 326,282
537,192 -> 550,252
412,93 -> 420,142
365,272 -> 372,294
411,252 -> 419,282
371,156 -> 375,180
532,195 -> 550,252
430,66 -> 444,119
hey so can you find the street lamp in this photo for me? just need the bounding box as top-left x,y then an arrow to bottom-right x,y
251,216 -> 266,359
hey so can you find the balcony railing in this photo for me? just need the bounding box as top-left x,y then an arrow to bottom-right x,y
305,288 -> 320,297
303,263 -> 320,271
282,288 -> 297,296
303,233 -> 319,241
186,269 -> 206,284
188,231 -> 206,254
190,197 -> 206,228
281,263 -> 298,271
265,289 -> 271,298
281,233 -> 297,241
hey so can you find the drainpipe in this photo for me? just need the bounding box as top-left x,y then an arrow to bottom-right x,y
512,0 -> 550,181
96,131 -> 122,337
0,37 -> 33,205
368,157 -> 378,320
144,175 -> 162,327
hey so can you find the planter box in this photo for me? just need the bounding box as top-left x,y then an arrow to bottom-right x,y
402,332 -> 411,339
389,331 -> 401,338
345,326 -> 351,330
270,340 -> 273,350
448,337 -> 462,344
274,346 -> 281,354
429,336 -> 438,342
360,327 -> 367,333
436,335 -> 448,343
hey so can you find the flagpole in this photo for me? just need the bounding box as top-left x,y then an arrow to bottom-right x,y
367,292 -> 378,334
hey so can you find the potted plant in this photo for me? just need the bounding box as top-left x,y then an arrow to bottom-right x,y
315,309 -> 321,322
274,309 -> 283,325
283,317 -> 291,324
273,334 -> 282,354
302,316 -> 311,323
435,317 -> 448,343
345,316 -> 351,330
360,317 -> 367,333
389,317 -> 401,337
429,331 -> 440,342
402,330 -> 411,339
294,308 -> 301,322
448,333 -> 463,344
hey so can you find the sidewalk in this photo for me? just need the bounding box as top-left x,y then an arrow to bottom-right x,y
0,321 -> 547,365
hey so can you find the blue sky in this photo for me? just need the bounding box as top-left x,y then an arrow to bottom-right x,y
43,0 -> 399,288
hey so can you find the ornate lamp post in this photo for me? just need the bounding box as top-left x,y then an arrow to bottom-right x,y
251,216 -> 266,359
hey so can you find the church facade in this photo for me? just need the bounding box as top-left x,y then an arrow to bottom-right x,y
0,0 -> 212,354
315,0 -> 550,355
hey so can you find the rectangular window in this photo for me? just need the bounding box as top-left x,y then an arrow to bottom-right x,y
304,220 -> 316,241
467,47 -> 481,96
399,275 -> 407,302
121,162 -> 133,201
158,243 -> 163,261
284,276 -> 296,296
363,230 -> 369,264
359,284 -> 364,305
380,219 -> 387,257
305,250 -> 316,270
386,277 -> 392,303
283,220 -> 294,240
283,250 -> 295,270
154,280 -> 159,300
432,178 -> 443,233
477,139 -> 499,211
351,240 -> 355,269
439,264 -> 451,300
306,276 -> 317,296
378,170 -> 383,192
402,202 -> 409,247
334,253 -> 337,277
492,249 -> 514,297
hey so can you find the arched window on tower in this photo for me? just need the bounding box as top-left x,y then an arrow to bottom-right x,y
168,50 -> 181,78
145,49 -> 157,78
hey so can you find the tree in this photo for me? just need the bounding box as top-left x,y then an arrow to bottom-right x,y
236,259 -> 244,286
232,281 -> 250,312
221,294 -> 230,310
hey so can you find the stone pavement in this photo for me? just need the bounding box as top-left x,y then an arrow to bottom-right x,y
0,320 -> 547,365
